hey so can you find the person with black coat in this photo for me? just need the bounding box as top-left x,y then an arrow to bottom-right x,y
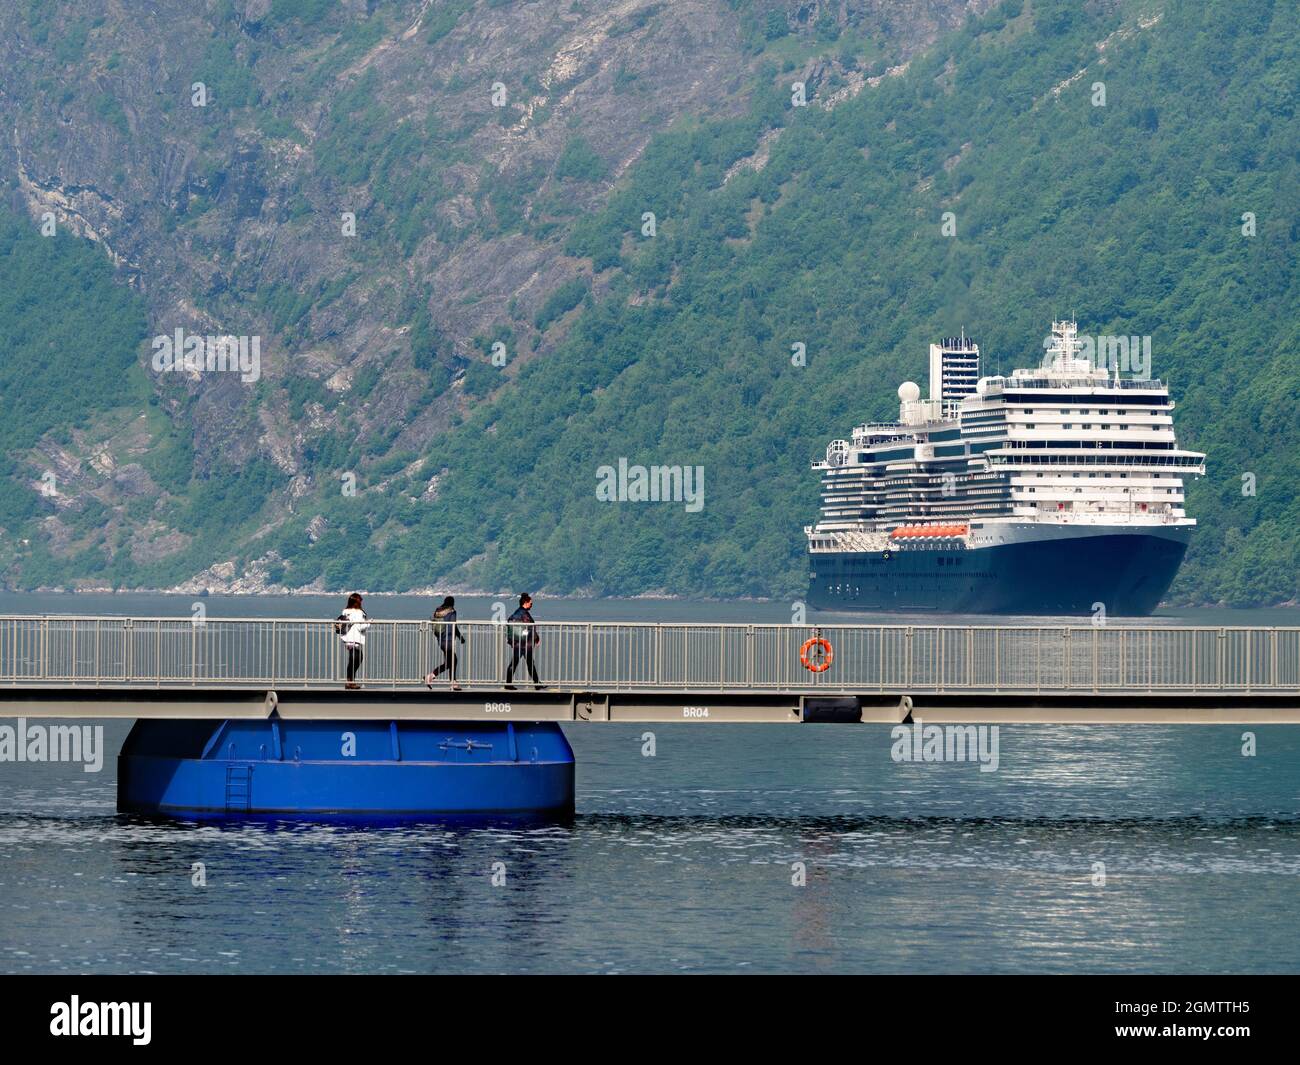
504,592 -> 542,690
425,595 -> 466,690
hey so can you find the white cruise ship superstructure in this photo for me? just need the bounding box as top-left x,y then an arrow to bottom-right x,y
806,320 -> 1206,614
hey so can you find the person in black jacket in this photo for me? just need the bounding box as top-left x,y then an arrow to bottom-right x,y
504,592 -> 542,690
425,595 -> 466,690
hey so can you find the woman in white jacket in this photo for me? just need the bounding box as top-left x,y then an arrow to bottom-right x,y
335,592 -> 370,689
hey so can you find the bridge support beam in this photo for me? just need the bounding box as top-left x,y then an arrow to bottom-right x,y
3,686 -> 1300,724
0,688 -> 911,724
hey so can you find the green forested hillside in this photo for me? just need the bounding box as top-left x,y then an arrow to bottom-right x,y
3,0 -> 1297,606
268,0 -> 1294,605
0,211 -> 150,575
0,214 -> 148,451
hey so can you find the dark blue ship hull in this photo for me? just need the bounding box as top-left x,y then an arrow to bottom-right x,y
808,531 -> 1189,616
118,718 -> 575,821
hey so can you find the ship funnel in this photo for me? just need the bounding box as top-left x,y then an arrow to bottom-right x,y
929,333 -> 981,412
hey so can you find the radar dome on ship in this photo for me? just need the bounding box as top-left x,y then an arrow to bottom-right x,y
898,381 -> 921,402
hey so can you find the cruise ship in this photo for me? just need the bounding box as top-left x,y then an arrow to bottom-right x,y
806,320 -> 1206,615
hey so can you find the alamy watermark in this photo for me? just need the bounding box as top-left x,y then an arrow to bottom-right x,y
890,719 -> 1000,772
151,327 -> 261,383
596,458 -> 704,512
1043,332 -> 1151,380
50,997 -> 150,1045
0,719 -> 104,772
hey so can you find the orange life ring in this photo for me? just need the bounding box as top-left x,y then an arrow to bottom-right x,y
800,636 -> 834,673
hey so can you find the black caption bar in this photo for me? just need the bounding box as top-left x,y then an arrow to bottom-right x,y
0,975 -> 1294,1052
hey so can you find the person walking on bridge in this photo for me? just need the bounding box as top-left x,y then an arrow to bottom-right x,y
504,593 -> 543,691
335,592 -> 369,690
425,595 -> 465,691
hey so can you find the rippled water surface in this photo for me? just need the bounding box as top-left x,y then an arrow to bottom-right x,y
4,722 -> 1300,973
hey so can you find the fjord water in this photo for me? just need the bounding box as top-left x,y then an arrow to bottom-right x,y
2,594 -> 1299,974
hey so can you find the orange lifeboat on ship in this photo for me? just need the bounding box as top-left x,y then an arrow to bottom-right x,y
890,524 -> 969,539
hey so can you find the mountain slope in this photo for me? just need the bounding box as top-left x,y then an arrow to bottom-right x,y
1,0 -> 983,592
2,0 -> 1297,606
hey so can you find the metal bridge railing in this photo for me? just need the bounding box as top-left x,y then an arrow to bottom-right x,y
0,617 -> 1297,693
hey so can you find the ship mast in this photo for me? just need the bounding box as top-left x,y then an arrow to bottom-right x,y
1047,318 -> 1081,368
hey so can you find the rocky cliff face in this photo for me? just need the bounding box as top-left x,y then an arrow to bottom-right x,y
0,0 -> 988,591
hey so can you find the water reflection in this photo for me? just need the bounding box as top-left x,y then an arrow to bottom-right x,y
3,806 -> 1300,973
5,710 -> 1300,972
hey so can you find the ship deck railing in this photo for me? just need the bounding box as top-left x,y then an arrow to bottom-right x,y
1001,377 -> 1168,390
0,617 -> 1297,695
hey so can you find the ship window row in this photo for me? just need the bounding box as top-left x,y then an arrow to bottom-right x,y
1003,456 -> 1179,469
1018,471 -> 1180,479
1010,408 -> 1167,416
824,483 -> 1011,495
1012,413 -> 1169,420
1002,391 -> 1170,405
999,439 -> 1179,450
1021,486 -> 1180,493
829,470 -> 1183,493
1013,428 -> 1171,435
821,479 -> 996,492
994,453 -> 1200,464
